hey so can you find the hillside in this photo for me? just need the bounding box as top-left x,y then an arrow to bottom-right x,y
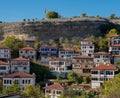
0,17 -> 120,41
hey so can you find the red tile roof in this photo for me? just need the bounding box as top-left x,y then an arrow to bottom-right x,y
3,72 -> 34,78
81,44 -> 94,46
92,64 -> 117,70
11,57 -> 29,61
0,61 -> 9,65
20,46 -> 35,50
73,56 -> 93,59
94,52 -> 109,55
111,44 -> 120,47
0,47 -> 10,50
72,85 -> 84,89
44,83 -> 65,90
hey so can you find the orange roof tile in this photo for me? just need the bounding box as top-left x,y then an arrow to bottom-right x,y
44,83 -> 65,90
59,48 -> 74,51
111,44 -> 120,47
73,56 -> 93,59
20,46 -> 35,50
0,61 -> 9,65
94,52 -> 109,55
3,72 -> 34,78
72,85 -> 84,89
11,57 -> 29,61
81,44 -> 94,46
0,47 -> 10,50
92,64 -> 117,70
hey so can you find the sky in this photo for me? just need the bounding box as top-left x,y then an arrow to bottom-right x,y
0,0 -> 120,22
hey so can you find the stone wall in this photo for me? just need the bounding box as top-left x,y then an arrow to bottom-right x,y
0,17 -> 119,41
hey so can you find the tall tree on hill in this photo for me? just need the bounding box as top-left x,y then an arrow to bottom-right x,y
81,13 -> 87,17
109,13 -> 116,19
46,11 -> 59,19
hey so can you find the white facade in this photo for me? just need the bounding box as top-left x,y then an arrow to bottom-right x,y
0,48 -> 11,59
93,52 -> 110,65
91,64 -> 117,88
59,49 -> 81,60
19,46 -> 36,60
109,35 -> 120,46
44,83 -> 65,98
49,58 -> 71,78
3,72 -> 35,91
11,57 -> 30,73
39,46 -> 58,63
0,61 -> 10,77
109,44 -> 120,55
81,40 -> 94,56
113,55 -> 120,64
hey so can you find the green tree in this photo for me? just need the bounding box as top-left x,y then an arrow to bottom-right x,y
0,79 -> 2,93
81,13 -> 87,17
59,37 -> 64,44
34,41 -> 41,50
106,28 -> 119,38
67,71 -> 78,81
101,73 -> 120,98
0,36 -> 24,50
109,13 -> 115,19
98,36 -> 108,51
3,82 -> 20,94
46,11 -> 59,19
67,72 -> 83,84
24,85 -> 44,98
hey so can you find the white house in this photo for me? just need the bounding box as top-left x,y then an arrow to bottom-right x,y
0,60 -> 10,77
93,52 -> 111,65
59,48 -> 81,59
91,64 -> 117,88
109,35 -> 120,46
11,57 -> 30,73
49,58 -> 71,78
44,83 -> 66,98
81,40 -> 94,56
109,44 -> 120,55
3,72 -> 35,91
0,47 -> 11,60
39,45 -> 58,63
113,55 -> 120,64
19,46 -> 36,60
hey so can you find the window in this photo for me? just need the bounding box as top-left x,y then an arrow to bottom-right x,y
91,71 -> 98,74
15,67 -> 18,70
28,80 -> 30,84
4,80 -> 6,84
10,80 -> 12,84
23,67 -> 27,70
22,80 -> 24,84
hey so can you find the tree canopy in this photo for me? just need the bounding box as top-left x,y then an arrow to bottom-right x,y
0,36 -> 24,50
46,11 -> 59,19
101,73 -> 120,98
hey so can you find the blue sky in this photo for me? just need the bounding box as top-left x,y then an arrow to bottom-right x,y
0,0 -> 120,22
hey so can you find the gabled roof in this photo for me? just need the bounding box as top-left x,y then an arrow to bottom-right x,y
73,56 -> 93,59
0,60 -> 9,65
72,85 -> 84,89
94,52 -> 109,55
111,44 -> 120,47
11,57 -> 29,61
49,57 -> 68,61
20,46 -> 35,50
3,72 -> 34,78
0,46 -> 10,50
92,64 -> 117,70
44,83 -> 65,90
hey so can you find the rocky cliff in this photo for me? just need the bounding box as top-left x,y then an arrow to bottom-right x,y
0,17 -> 119,41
